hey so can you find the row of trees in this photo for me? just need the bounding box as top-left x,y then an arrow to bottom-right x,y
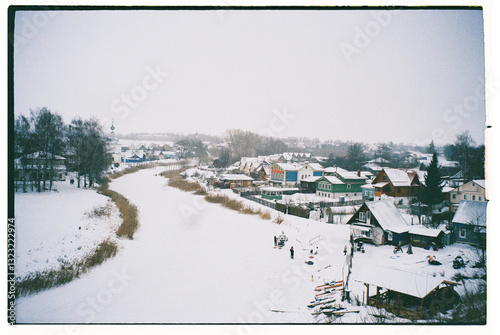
14,107 -> 111,192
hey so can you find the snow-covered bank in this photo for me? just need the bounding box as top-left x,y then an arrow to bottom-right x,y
15,178 -> 122,279
16,168 -> 351,323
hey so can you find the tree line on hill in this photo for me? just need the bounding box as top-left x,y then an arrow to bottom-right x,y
14,107 -> 112,192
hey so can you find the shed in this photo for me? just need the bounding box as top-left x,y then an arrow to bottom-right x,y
408,225 -> 445,249
354,266 -> 461,319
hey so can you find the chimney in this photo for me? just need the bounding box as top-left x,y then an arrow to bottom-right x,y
357,170 -> 361,177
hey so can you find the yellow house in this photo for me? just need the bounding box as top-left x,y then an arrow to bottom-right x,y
449,180 -> 486,212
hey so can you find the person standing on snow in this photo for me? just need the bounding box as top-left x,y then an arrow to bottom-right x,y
274,236 -> 277,247
290,246 -> 294,259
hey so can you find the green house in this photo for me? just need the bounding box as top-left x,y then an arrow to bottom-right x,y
315,175 -> 365,199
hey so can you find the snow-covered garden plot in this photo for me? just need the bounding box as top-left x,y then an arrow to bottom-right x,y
14,176 -> 122,279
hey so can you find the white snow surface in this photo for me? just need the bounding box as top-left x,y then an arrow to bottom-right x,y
15,178 -> 122,278
16,168 -> 351,323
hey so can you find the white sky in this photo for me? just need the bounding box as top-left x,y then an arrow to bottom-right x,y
13,8 -> 486,145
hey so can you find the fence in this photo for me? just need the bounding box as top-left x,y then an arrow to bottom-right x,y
241,194 -> 276,210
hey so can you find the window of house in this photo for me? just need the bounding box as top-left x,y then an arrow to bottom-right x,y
397,187 -> 401,193
359,212 -> 365,222
382,176 -> 387,181
459,228 -> 467,239
347,184 -> 352,189
387,231 -> 393,241
366,211 -> 371,221
464,194 -> 467,200
479,196 -> 482,201
473,195 -> 476,200
452,194 -> 456,200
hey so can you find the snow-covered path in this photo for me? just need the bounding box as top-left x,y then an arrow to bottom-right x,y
16,168 -> 349,323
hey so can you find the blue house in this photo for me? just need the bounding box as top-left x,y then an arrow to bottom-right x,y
452,200 -> 487,246
270,163 -> 301,185
125,154 -> 143,163
361,184 -> 375,200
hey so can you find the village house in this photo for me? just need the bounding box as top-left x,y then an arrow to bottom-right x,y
14,151 -> 67,182
299,175 -> 322,193
371,168 -> 424,199
219,174 -> 254,188
346,201 -> 410,246
448,180 -> 486,212
297,163 -> 324,181
270,163 -> 302,185
361,184 -> 375,200
451,200 -> 487,246
315,173 -> 365,200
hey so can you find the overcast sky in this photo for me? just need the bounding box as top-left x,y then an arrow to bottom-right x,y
13,8 -> 486,146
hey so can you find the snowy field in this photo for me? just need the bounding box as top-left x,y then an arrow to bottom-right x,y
14,176 -> 122,278
15,168 -> 351,323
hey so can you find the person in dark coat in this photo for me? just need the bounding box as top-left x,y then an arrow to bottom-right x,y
343,245 -> 347,255
274,236 -> 277,247
290,246 -> 294,259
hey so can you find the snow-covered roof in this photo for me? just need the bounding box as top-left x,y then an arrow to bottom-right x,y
335,170 -> 367,181
442,186 -> 455,193
472,180 -> 486,189
354,266 -> 458,299
409,225 -> 443,238
220,174 -> 254,181
23,151 -> 66,160
452,200 -> 487,227
362,162 -> 382,171
275,163 -> 302,171
302,176 -> 322,183
361,184 -> 374,189
383,168 -> 413,187
302,163 -> 324,171
365,201 -> 409,233
324,166 -> 347,174
368,157 -> 390,164
320,176 -> 344,185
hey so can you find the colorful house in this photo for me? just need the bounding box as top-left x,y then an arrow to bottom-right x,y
346,201 -> 410,246
371,168 -> 424,199
261,187 -> 300,200
315,175 -> 364,199
270,163 -> 301,185
219,174 -> 254,188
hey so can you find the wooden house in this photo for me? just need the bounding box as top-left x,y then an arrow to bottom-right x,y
448,180 -> 486,212
346,201 -> 410,246
219,174 -> 254,188
451,200 -> 487,246
371,168 -> 424,198
299,175 -> 321,193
